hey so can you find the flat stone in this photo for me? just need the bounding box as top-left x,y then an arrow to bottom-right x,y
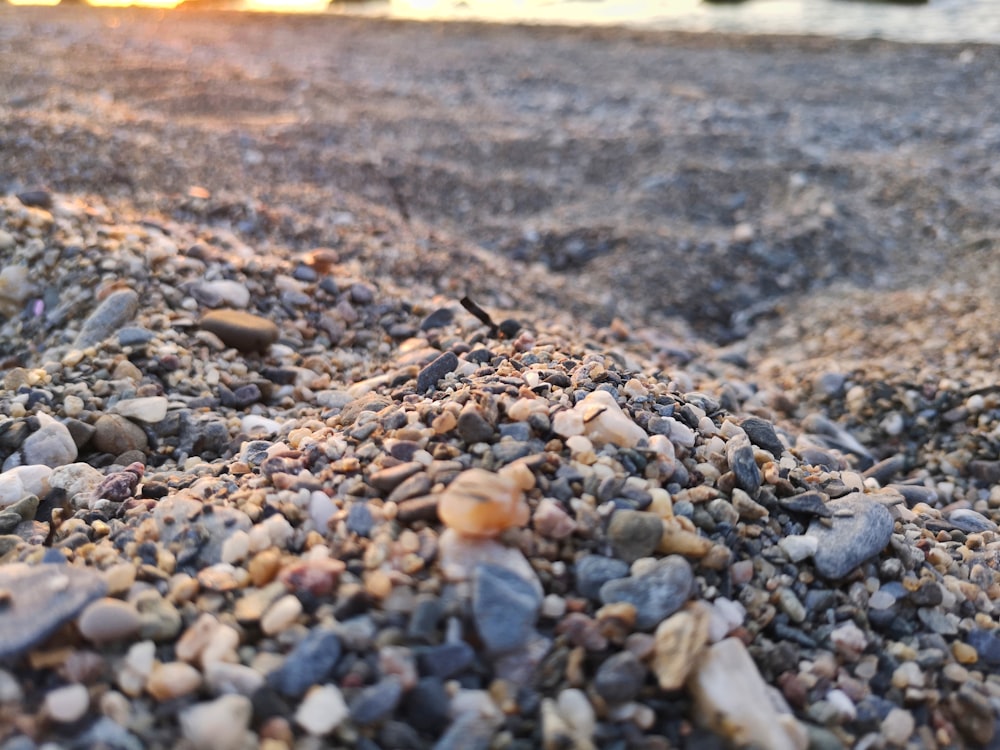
599,555 -> 694,630
179,694 -> 252,750
739,416 -> 785,456
416,351 -> 459,393
73,289 -> 140,349
472,563 -> 542,653
78,597 -> 143,643
200,309 -> 279,354
349,676 -> 403,725
44,683 -> 90,723
688,637 -> 807,750
576,389 -> 646,448
607,510 -> 663,563
266,626 -> 342,698
457,403 -> 495,444
111,397 -> 169,423
653,605 -> 710,690
806,493 -> 893,579
593,650 -> 646,704
0,562 -> 107,659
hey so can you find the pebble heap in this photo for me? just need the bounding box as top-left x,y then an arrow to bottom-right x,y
0,191 -> 999,750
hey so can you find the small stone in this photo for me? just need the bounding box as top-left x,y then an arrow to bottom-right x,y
965,629 -> 1000,667
93,462 -> 144,503
576,389 -> 646,448
180,694 -> 253,750
653,606 -> 710,690
778,534 -> 818,563
2,414 -> 77,471
416,351 -> 459,393
147,661 -> 203,701
739,416 -> 785,456
93,414 -> 148,455
594,650 -> 646,704
731,487 -> 768,520
73,289 -> 140,349
473,563 -> 542,653
78,598 -> 143,643
260,595 -> 303,635
111,397 -> 169,423
575,555 -> 631,600
533,498 -> 576,539
607,510 -> 663,563
44,683 -> 90,723
350,676 -> 404,725
296,684 -> 349,735
437,468 -> 530,538
689,637 -> 806,750
266,627 -> 342,698
726,433 -> 761,495
599,555 -> 694,630
881,707 -> 915,746
200,309 -> 279,353
0,464 -> 52,508
456,403 -> 495,444
806,493 -> 893,579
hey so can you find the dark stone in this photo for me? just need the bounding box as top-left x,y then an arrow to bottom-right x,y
369,462 -> 422,492
16,189 -> 53,209
416,642 -> 476,679
265,627 -> 342,697
887,484 -> 938,507
416,351 -> 459,393
599,555 -> 694,630
909,581 -> 943,607
594,650 -> 646,704
401,677 -> 451,735
607,510 -> 663,563
575,555 -> 630,600
350,677 -> 403,725
499,422 -> 532,442
966,629 -> 1000,667
395,496 -> 440,524
863,455 -> 907,486
200,309 -> 279,354
969,460 -> 1000,485
726,433 -> 761,495
420,308 -> 455,330
807,494 -> 893,579
385,472 -> 432,504
457,405 -> 494,444
779,491 -> 832,518
346,503 -> 375,537
739,416 -> 785,457
407,597 -> 444,644
472,563 -> 541,653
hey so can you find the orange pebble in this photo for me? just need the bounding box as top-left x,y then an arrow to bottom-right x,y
437,468 -> 530,538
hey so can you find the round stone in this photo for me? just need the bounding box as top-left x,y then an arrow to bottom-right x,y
78,598 -> 143,643
437,468 -> 530,538
607,510 -> 664,563
200,309 -> 279,354
45,683 -> 90,723
93,414 -> 148,455
180,694 -> 252,750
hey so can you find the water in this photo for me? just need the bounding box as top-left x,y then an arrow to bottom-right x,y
10,0 -> 1000,43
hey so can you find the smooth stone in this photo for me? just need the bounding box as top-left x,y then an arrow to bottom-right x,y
593,650 -> 646,704
200,309 -> 279,353
45,683 -> 90,723
349,676 -> 404,725
204,661 -> 265,696
266,627 -> 342,698
296,684 -> 349,735
576,389 -> 646,448
575,555 -> 630,600
2,414 -> 77,470
966,629 -> 1000,667
725,432 -> 761,495
48,462 -> 104,507
260,594 -> 303,635
402,677 -> 451,734
689,637 -> 807,750
947,508 -> 997,533
78,597 -> 143,643
194,279 -> 251,308
599,555 -> 694,630
436,468 -> 529,538
472,563 -> 542,653
456,403 -> 495,444
416,351 -> 459,393
0,464 -> 51,508
73,289 -> 140,349
0,563 -> 107,659
179,694 -> 252,750
806,493 -> 893,579
653,605 -> 710,690
416,642 -> 476,679
93,414 -> 148,455
147,661 -> 203,701
111,397 -> 169,424
118,326 -> 156,347
607,510 -> 664,563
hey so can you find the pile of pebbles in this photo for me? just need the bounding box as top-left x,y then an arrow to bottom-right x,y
1,190 -> 999,750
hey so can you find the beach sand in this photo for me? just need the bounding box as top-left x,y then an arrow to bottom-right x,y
1,5 -> 1000,748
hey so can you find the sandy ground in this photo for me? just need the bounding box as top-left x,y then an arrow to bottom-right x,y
2,5 -> 999,343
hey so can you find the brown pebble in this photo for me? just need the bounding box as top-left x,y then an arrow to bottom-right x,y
200,309 -> 279,354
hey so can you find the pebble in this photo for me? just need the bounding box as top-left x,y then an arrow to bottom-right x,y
965,628 -> 1000,667
416,351 -> 459,393
0,563 -> 108,659
575,555 -> 631,600
44,683 -> 90,723
146,661 -> 203,701
72,289 -> 139,348
93,414 -> 149,455
806,493 -> 893,579
576,389 -> 646,448
472,563 -> 542,653
2,414 -> 77,470
599,555 -> 694,630
457,402 -> 495,443
607,509 -> 664,562
266,626 -> 342,697
349,676 -> 404,724
0,464 -> 52,508
653,605 -> 710,690
260,594 -> 303,635
296,684 -> 349,735
779,534 -> 818,562
111,397 -> 169,423
199,309 -> 279,353
593,650 -> 646,703
688,637 -> 807,750
725,432 -> 761,494
739,416 -> 785,456
881,707 -> 915,745
179,694 -> 253,750
437,468 -> 530,538
78,598 -> 143,643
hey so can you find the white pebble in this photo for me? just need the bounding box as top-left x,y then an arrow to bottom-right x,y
261,595 -> 303,635
295,684 -> 349,735
881,707 -> 915,745
45,683 -> 89,723
778,534 -> 818,563
180,694 -> 253,750
220,530 -> 250,564
111,396 -> 168,423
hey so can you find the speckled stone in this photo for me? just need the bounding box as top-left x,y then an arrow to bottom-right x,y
807,493 -> 893,579
599,556 -> 694,630
472,563 -> 542,653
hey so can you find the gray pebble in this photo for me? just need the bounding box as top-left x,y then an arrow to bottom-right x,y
947,508 -> 997,533
593,650 -> 646,704
472,563 -> 541,653
607,509 -> 663,563
807,493 -> 893,579
457,405 -> 494,443
576,555 -> 630,600
350,677 -> 403,725
739,416 -> 785,457
599,555 -> 694,630
416,642 -> 476,679
416,351 -> 459,393
117,326 -> 156,347
266,626 -> 342,697
73,289 -> 139,349
726,433 -> 761,495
